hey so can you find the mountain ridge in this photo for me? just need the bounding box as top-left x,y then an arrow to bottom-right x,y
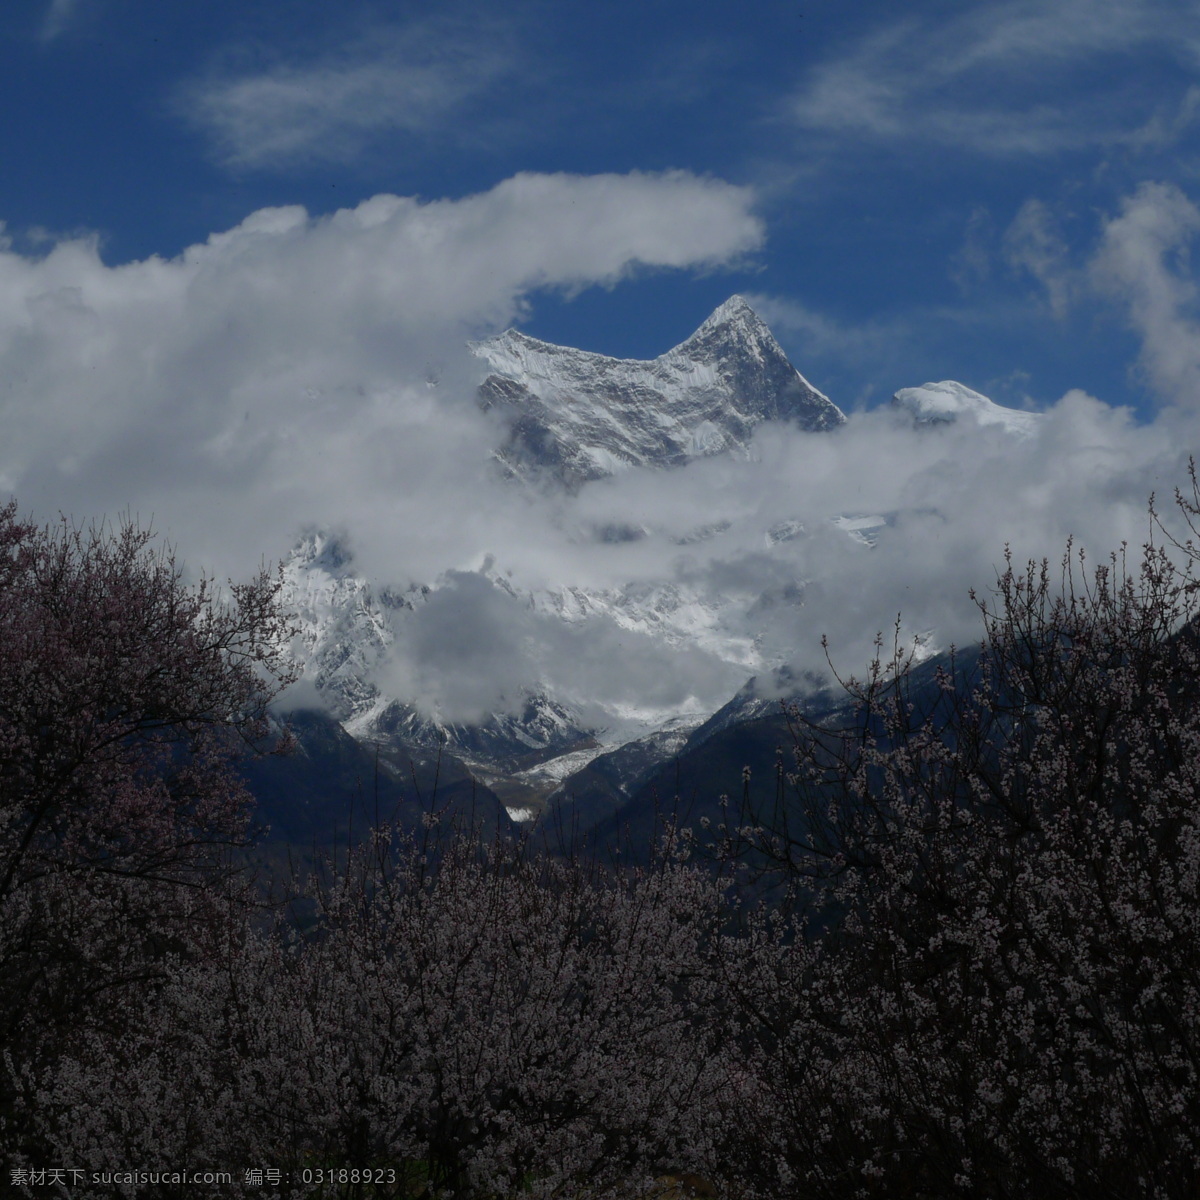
474,294 -> 845,488
268,297 -> 1041,837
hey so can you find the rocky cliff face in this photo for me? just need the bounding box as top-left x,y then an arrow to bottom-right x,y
474,294 -> 844,487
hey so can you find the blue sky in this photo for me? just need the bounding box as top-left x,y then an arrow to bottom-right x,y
6,0 -> 1200,716
7,0 -> 1200,414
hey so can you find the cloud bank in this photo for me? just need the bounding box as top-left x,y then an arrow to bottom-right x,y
0,168 -> 762,585
4,171 -> 1200,725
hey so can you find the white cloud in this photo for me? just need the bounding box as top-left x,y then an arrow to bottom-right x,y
539,393 -> 1192,713
1126,85 -> 1200,152
1090,181 -> 1200,404
787,0 -> 1200,159
0,169 -> 763,589
377,569 -> 743,726
1003,199 -> 1077,317
6,167 -> 1200,727
181,18 -> 515,169
969,182 -> 1200,406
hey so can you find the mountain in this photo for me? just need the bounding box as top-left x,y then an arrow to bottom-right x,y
264,301 -> 1040,846
281,529 -> 399,725
240,707 -> 514,859
892,381 -> 1041,437
474,294 -> 845,488
280,529 -> 596,777
270,296 -> 847,827
580,643 -> 985,864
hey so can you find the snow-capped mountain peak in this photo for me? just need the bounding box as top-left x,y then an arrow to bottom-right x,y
670,293 -> 786,363
473,295 -> 844,487
280,529 -> 399,721
693,291 -> 759,328
892,381 -> 1041,437
271,300 -> 902,819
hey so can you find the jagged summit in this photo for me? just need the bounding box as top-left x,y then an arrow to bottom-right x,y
675,293 -> 773,350
892,381 -> 1041,437
474,296 -> 844,487
482,294 -> 776,371
273,298 -> 846,795
697,292 -> 758,325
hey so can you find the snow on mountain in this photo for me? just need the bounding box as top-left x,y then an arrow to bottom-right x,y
829,513 -> 892,548
270,329 -> 1061,830
274,296 -> 869,817
279,532 -> 595,780
892,381 -> 1041,437
281,529 -> 400,722
279,535 -> 746,779
534,578 -> 760,670
474,294 -> 845,487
